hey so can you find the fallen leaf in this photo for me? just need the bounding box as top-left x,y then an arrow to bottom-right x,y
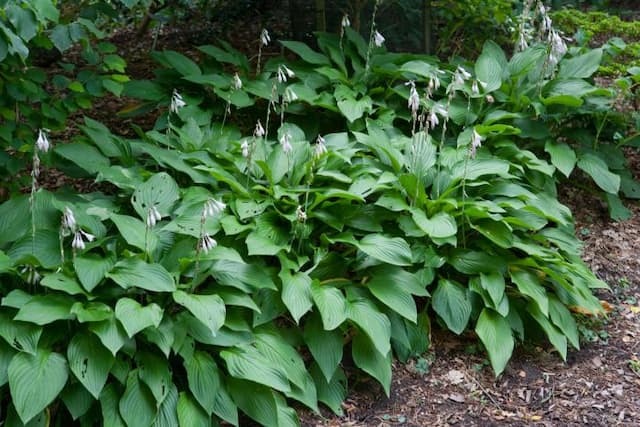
448,393 -> 465,403
446,369 -> 465,385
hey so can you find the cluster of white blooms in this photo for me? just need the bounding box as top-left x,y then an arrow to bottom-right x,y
280,131 -> 292,154
373,30 -> 385,47
406,81 -> 420,119
470,128 -> 482,159
36,129 -> 50,153
146,205 -> 162,228
233,73 -> 243,90
260,28 -> 271,46
61,207 -> 95,250
314,135 -> 327,159
170,89 -> 186,114
199,198 -> 226,254
203,198 -> 226,218
277,65 -> 295,83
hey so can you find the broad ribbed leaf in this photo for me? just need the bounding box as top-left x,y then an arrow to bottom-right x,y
367,267 -> 419,322
8,349 -> 69,424
527,302 -> 567,360
100,383 -> 127,427
136,351 -> 172,405
510,269 -> 549,316
410,208 -> 457,240
153,383 -> 178,427
303,313 -> 343,382
68,332 -> 114,398
89,317 -> 129,356
0,339 -> 15,386
110,213 -> 158,252
0,312 -> 42,354
577,153 -> 620,194
352,333 -> 392,396
347,298 -> 391,356
40,272 -> 86,295
480,273 -> 506,308
119,370 -> 157,427
107,258 -> 176,293
173,291 -> 225,337
184,351 -> 220,415
227,379 -> 279,427
131,173 -> 180,221
558,48 -> 602,79
431,279 -> 471,335
177,392 -> 210,427
475,40 -> 504,92
310,281 -> 347,330
255,332 -> 318,411
61,382 -> 94,420
309,363 -> 346,416
358,234 -> 412,266
74,255 -> 115,292
221,346 -> 291,393
475,309 -> 514,375
71,302 -> 113,323
549,296 -> 579,350
14,294 -> 75,325
281,40 -> 330,65
115,298 -> 163,338
279,270 -> 313,324
544,141 -> 576,178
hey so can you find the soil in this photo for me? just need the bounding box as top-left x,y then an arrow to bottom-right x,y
44,4 -> 640,426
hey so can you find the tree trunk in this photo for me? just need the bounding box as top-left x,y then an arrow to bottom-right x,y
423,0 -> 433,54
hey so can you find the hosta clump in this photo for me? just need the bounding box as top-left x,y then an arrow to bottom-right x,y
0,31 -> 611,426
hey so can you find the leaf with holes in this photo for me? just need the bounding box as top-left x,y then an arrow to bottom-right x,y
131,172 -> 180,222
68,332 -> 114,398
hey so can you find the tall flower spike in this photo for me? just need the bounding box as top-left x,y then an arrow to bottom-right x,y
241,140 -> 250,158
36,129 -> 50,153
260,28 -> 271,46
314,135 -> 327,159
233,73 -> 243,90
280,131 -> 292,154
199,233 -> 217,254
61,207 -> 76,232
254,120 -> 265,138
170,89 -> 186,113
470,128 -> 482,159
373,30 -> 385,47
204,198 -> 226,218
406,81 -> 420,118
341,14 -> 351,28
146,205 -> 162,228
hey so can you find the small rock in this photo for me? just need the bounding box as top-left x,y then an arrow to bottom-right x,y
448,393 -> 466,403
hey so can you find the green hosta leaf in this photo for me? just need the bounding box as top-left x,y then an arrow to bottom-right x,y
449,249 -> 506,274
410,208 -> 457,240
470,220 -> 513,249
347,298 -> 391,356
8,229 -> 61,269
577,153 -> 620,194
303,313 -> 343,382
558,48 -> 602,79
40,273 -> 85,295
107,258 -> 176,293
177,392 -> 210,427
510,269 -> 549,316
144,316 -> 175,358
549,296 -> 579,350
110,213 -> 158,252
310,281 -> 347,330
281,40 -> 330,65
357,234 -> 412,266
173,291 -> 225,337
119,370 -> 157,427
68,332 -> 114,399
9,349 -> 69,424
14,294 -> 75,325
153,383 -> 178,427
184,351 -> 219,415
115,298 -> 163,338
71,301 -> 113,323
279,270 -> 313,324
337,96 -> 372,123
227,379 -> 279,427
352,333 -> 392,396
61,382 -> 95,420
0,312 -> 42,354
221,346 -> 291,393
255,331 -> 318,411
55,142 -> 110,174
527,302 -> 567,360
2,290 -> 31,309
507,45 -> 545,77
89,317 -> 129,356
0,195 -> 30,245
367,266 -> 423,322
131,172 -> 180,221
210,259 -> 277,291
101,383 -> 127,427
309,363 -> 346,416
605,193 -> 632,221
475,309 -> 514,375
544,141 -> 576,178
74,255 -> 115,292
153,50 -> 201,77
480,273 -> 506,308
137,350 -> 172,406
475,40 -> 505,92
0,339 -> 15,386
432,279 -> 471,335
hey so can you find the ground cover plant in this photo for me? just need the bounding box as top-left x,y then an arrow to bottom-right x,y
0,1 -> 635,426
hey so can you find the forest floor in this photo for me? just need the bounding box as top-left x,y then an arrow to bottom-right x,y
54,5 -> 640,426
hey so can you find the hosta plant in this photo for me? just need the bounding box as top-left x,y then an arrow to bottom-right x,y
0,28 -> 611,426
